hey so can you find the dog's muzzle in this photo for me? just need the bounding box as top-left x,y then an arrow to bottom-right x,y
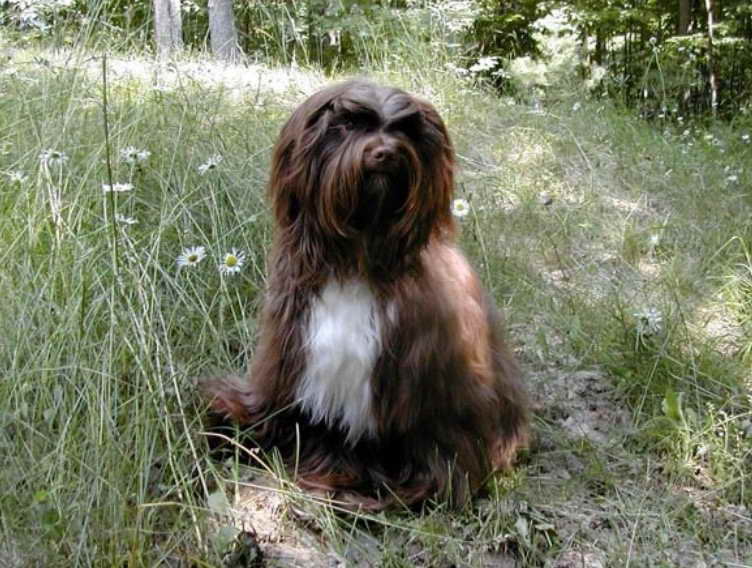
364,137 -> 400,173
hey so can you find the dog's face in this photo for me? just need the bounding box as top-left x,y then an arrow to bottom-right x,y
269,81 -> 455,264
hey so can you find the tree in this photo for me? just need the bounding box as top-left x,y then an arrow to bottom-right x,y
678,0 -> 691,34
208,0 -> 241,61
153,0 -> 182,59
705,0 -> 718,116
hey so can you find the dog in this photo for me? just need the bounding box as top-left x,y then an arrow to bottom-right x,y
204,80 -> 527,509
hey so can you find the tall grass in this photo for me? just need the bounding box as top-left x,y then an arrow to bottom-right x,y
0,52 -> 280,564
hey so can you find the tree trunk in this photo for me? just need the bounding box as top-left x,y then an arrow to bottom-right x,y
678,0 -> 691,34
153,0 -> 182,59
307,0 -> 326,66
705,0 -> 718,116
595,28 -> 605,65
208,0 -> 241,61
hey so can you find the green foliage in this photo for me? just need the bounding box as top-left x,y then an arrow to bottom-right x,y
467,0 -> 548,58
559,0 -> 752,118
2,0 -> 752,119
235,0 -> 413,69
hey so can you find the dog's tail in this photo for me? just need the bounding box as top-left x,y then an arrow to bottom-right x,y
200,372 -> 255,424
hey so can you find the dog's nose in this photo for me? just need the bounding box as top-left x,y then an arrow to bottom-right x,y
365,140 -> 398,171
371,148 -> 388,162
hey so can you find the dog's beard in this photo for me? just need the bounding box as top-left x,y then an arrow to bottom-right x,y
349,171 -> 407,234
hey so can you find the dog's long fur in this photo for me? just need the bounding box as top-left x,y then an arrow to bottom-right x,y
204,80 -> 527,509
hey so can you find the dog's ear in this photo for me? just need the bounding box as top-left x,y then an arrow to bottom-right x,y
420,99 -> 455,223
268,92 -> 336,228
416,100 -> 454,164
388,99 -> 455,251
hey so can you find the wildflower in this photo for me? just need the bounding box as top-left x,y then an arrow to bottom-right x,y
444,62 -> 469,77
198,154 -> 223,175
468,56 -> 499,74
120,146 -> 151,164
451,198 -> 470,218
634,307 -> 663,336
176,246 -> 206,268
102,182 -> 134,193
5,170 -> 27,183
727,174 -> 739,184
743,134 -> 750,144
218,248 -> 246,275
39,149 -> 69,166
491,68 -> 510,80
115,214 -> 138,225
572,102 -> 581,112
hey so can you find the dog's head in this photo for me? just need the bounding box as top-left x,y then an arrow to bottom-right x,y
269,80 -> 455,270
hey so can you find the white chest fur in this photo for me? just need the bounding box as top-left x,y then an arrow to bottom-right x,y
296,279 -> 382,445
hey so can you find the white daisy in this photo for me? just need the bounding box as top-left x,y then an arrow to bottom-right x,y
176,246 -> 206,268
451,198 -> 470,218
218,249 -> 246,275
742,134 -> 750,144
468,56 -> 499,74
39,149 -> 69,166
198,154 -> 223,175
634,307 -> 663,336
115,214 -> 138,225
120,146 -> 151,164
152,84 -> 174,94
5,170 -> 28,183
102,182 -> 134,193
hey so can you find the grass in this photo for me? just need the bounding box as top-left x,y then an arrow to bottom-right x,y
1,28 -> 751,568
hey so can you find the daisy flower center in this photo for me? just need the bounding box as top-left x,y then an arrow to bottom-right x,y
188,254 -> 198,262
225,255 -> 238,267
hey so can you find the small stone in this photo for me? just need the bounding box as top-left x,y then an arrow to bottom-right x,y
540,192 -> 554,206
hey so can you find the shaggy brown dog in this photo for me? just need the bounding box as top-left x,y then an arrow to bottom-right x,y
204,80 -> 527,509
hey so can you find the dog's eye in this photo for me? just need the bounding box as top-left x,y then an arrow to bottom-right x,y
329,119 -> 355,134
332,112 -> 379,134
387,113 -> 421,138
